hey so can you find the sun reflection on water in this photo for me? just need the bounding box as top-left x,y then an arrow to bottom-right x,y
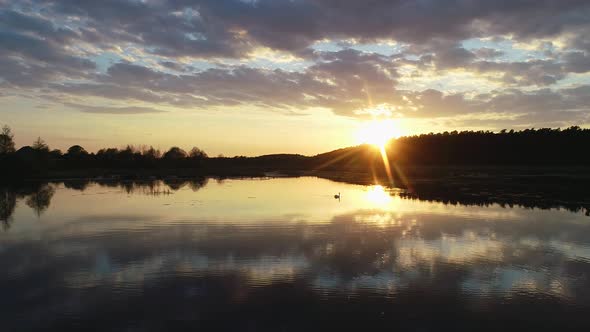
364,185 -> 393,206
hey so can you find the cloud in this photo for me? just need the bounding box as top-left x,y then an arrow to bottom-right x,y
471,59 -> 567,86
6,0 -> 585,59
159,61 -> 193,72
46,49 -> 400,117
563,52 -> 590,73
0,0 -> 589,129
66,103 -> 167,114
47,56 -> 590,126
0,9 -> 95,88
433,86 -> 590,127
474,47 -> 504,59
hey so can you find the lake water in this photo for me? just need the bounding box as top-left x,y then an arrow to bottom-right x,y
1,177 -> 590,331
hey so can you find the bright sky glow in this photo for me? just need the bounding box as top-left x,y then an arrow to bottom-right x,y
356,120 -> 400,148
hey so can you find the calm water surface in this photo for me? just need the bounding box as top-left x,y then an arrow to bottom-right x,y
1,177 -> 590,331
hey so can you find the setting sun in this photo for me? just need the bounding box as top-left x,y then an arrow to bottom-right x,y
356,119 -> 399,148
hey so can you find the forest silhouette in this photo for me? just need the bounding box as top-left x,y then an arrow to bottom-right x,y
1,125 -> 589,180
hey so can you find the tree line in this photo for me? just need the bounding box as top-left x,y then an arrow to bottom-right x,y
1,125 -> 590,180
388,126 -> 590,165
312,126 -> 590,172
0,125 -> 210,177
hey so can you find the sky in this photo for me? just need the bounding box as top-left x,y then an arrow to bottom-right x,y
1,0 -> 590,156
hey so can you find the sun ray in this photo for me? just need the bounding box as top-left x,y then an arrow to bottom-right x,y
354,117 -> 412,189
379,145 -> 394,186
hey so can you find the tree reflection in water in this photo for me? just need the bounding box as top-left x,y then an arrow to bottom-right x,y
0,178 -> 212,229
25,184 -> 56,217
0,188 -> 17,230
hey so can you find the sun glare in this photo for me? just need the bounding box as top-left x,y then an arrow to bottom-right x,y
356,119 -> 399,148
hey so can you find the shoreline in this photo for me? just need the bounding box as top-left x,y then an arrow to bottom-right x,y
3,166 -> 589,215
